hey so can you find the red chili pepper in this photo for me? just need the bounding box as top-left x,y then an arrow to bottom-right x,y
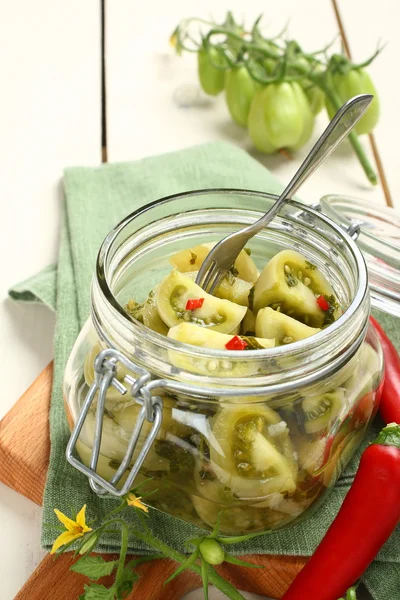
370,316 -> 400,424
282,423 -> 400,600
225,335 -> 248,351
316,295 -> 330,311
185,298 -> 204,311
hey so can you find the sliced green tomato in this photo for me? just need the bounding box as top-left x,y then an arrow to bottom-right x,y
256,307 -> 321,345
194,465 -> 236,504
253,250 -> 340,327
167,323 -> 274,377
241,308 -> 257,336
156,271 -> 246,333
184,270 -> 253,307
83,344 -> 131,404
80,412 -> 128,462
214,275 -> 253,306
302,388 -> 347,435
143,289 -> 169,335
168,322 -> 274,351
191,493 -> 297,534
170,243 -> 259,283
79,411 -> 170,473
343,342 -> 381,404
210,405 -> 298,500
113,395 -> 174,439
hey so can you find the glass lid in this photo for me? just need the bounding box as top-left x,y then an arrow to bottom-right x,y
320,194 -> 400,318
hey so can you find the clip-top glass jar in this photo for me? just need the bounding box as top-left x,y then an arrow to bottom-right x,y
64,190 -> 384,535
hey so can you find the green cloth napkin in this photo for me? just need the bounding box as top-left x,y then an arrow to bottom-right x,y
9,142 -> 400,599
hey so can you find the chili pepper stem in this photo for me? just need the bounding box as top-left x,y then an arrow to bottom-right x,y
374,422 -> 400,448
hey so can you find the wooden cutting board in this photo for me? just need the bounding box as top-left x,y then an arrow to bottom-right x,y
0,362 -> 307,599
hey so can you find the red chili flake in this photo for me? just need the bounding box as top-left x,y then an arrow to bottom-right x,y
185,297 -> 204,311
225,335 -> 248,351
316,295 -> 330,311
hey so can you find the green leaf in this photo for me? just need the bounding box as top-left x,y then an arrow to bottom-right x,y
164,549 -> 199,585
81,583 -> 116,600
201,558 -> 209,600
71,556 -> 117,580
116,567 -> 139,597
223,554 -> 263,568
207,569 -> 247,600
42,523 -> 69,532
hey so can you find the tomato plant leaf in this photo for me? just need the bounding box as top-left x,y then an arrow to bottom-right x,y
71,555 -> 117,580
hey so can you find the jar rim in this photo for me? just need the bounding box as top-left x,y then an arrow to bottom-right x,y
95,188 -> 369,365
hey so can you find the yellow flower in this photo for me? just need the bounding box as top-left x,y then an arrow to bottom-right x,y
50,504 -> 92,554
169,33 -> 177,48
126,493 -> 149,513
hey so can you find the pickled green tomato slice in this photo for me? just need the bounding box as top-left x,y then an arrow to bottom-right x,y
83,343 -> 131,404
167,322 -> 274,377
241,309 -> 257,336
254,250 -> 340,327
183,270 -> 253,307
256,307 -> 321,345
302,388 -> 347,435
156,271 -> 247,332
343,342 -> 381,403
170,243 -> 259,283
210,405 -> 298,499
142,288 -> 169,335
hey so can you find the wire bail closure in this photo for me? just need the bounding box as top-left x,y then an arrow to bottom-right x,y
66,348 -> 163,497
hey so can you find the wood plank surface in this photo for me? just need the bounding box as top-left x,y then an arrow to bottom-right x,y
14,551 -> 307,600
0,1 -> 101,597
0,363 -> 52,505
337,0 -> 399,206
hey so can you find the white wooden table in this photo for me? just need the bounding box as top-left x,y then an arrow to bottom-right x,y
0,1 -> 397,598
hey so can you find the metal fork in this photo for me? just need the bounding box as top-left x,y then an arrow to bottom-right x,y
195,94 -> 373,294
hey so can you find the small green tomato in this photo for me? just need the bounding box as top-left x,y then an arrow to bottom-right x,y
326,68 -> 379,134
248,81 -> 315,154
225,66 -> 259,127
199,538 -> 225,565
197,47 -> 226,96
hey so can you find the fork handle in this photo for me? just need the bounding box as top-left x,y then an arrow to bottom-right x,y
252,93 -> 373,233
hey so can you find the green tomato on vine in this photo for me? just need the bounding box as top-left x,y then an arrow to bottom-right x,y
248,81 -> 315,154
197,45 -> 226,96
225,66 -> 260,127
325,68 -> 379,135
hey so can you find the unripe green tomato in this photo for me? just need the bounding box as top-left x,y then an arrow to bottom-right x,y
248,82 -> 314,153
301,81 -> 325,115
197,47 -> 226,96
291,57 -> 325,116
199,538 -> 225,565
325,69 -> 379,134
225,67 -> 259,127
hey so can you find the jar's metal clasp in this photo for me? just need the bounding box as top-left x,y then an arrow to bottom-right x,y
66,348 -> 164,497
296,203 -> 361,241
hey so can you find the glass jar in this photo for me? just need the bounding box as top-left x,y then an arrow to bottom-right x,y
64,189 -> 384,536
